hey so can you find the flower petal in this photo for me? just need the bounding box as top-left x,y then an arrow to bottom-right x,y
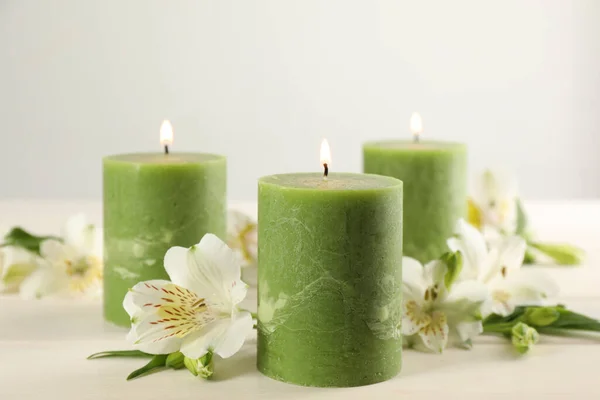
442,280 -> 488,319
213,311 -> 253,358
448,219 -> 488,281
180,319 -> 229,359
402,257 -> 424,287
402,257 -> 425,301
418,311 -> 449,353
163,246 -> 191,288
423,260 -> 447,287
125,280 -> 213,354
19,267 -> 67,299
402,299 -> 431,335
123,290 -> 140,321
472,170 -> 518,233
446,279 -> 489,305
40,240 -> 72,264
196,234 -> 243,292
180,311 -> 253,359
167,234 -> 247,309
488,288 -> 515,317
129,329 -> 183,355
450,321 -> 483,347
227,210 -> 258,267
504,269 -> 559,306
62,213 -> 97,254
481,235 -> 526,283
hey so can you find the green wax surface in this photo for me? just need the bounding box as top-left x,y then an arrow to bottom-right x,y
257,172 -> 403,387
103,152 -> 226,327
363,140 -> 467,263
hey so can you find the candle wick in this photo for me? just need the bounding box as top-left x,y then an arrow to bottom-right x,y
164,145 -> 169,155
323,163 -> 329,180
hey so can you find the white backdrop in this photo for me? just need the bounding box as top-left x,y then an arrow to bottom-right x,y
1,0 -> 599,201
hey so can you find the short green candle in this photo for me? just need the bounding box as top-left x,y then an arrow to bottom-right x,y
257,172 -> 403,387
103,152 -> 226,327
363,140 -> 467,263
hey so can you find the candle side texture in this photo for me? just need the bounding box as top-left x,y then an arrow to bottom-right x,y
103,153 -> 226,327
257,173 -> 403,387
363,141 -> 467,264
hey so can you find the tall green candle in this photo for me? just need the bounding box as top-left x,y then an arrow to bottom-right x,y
103,127 -> 226,327
257,172 -> 403,387
363,114 -> 467,263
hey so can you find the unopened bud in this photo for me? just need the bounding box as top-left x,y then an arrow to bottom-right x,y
184,351 -> 214,379
165,351 -> 185,370
511,322 -> 539,354
524,307 -> 560,327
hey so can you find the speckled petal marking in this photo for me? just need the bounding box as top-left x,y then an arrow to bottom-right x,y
134,282 -> 216,343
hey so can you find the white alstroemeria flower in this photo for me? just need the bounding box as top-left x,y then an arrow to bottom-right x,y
469,170 -> 518,235
448,219 -> 559,316
20,214 -> 102,299
227,210 -> 257,267
123,234 -> 253,360
402,257 -> 488,353
0,246 -> 39,293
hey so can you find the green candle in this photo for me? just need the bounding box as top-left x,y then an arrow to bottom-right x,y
363,114 -> 467,263
257,172 -> 403,387
103,135 -> 226,327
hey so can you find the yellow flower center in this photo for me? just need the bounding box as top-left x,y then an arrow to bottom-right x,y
237,222 -> 257,263
492,290 -> 511,309
65,256 -> 102,293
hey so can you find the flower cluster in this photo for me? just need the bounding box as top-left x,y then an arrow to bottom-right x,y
402,218 -> 559,353
1,214 -> 102,299
468,170 -> 583,265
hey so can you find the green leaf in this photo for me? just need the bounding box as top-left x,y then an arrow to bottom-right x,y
484,305 -> 600,340
529,242 -> 584,265
550,307 -> 600,331
87,350 -> 152,360
3,227 -> 61,255
515,198 -> 528,236
126,355 -> 168,381
440,251 -> 463,290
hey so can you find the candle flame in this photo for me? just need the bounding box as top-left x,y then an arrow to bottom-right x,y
410,112 -> 423,139
320,139 -> 331,167
160,120 -> 174,147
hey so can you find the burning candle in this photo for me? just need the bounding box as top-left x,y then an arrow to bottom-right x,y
102,120 -> 227,327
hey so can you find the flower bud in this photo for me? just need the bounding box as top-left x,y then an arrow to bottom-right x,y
530,242 -> 584,265
511,322 -> 539,354
184,352 -> 214,379
524,307 -> 560,327
440,251 -> 463,290
165,351 -> 185,370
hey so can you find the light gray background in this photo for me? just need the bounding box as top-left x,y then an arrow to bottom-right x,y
1,0 -> 599,201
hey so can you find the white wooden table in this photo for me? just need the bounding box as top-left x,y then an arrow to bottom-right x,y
1,200 -> 599,400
